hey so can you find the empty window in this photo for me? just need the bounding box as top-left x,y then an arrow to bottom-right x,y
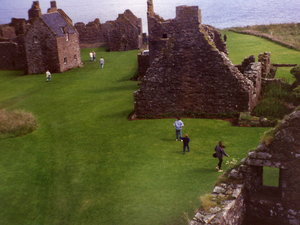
263,166 -> 280,187
162,33 -> 168,38
64,57 -> 67,64
74,55 -> 77,61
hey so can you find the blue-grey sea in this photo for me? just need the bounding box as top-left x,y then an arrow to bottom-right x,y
1,0 -> 300,32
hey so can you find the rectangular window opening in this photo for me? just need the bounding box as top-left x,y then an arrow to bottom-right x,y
64,57 -> 67,65
263,166 -> 280,187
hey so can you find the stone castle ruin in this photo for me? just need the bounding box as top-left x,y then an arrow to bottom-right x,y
133,0 -> 264,119
75,10 -> 143,51
191,109 -> 300,225
0,1 -> 82,74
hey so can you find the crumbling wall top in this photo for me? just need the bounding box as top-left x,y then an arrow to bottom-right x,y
175,5 -> 201,25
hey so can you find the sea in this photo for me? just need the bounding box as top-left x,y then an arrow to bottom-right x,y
1,0 -> 300,32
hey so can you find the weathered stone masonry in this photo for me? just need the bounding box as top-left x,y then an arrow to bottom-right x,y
75,9 -> 143,51
0,1 -> 82,74
190,109 -> 300,225
133,1 -> 262,118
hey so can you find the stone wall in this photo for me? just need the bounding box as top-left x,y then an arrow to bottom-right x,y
0,42 -> 19,70
258,52 -> 271,78
74,19 -> 105,47
0,24 -> 17,39
190,109 -> 300,225
137,53 -> 150,80
133,2 -> 261,119
24,19 -> 59,74
56,33 -> 82,72
75,9 -> 142,51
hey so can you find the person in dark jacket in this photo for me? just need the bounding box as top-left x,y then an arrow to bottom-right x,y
180,134 -> 190,154
215,141 -> 229,172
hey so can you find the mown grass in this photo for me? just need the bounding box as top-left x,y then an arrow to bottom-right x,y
224,31 -> 300,83
0,31 -> 298,225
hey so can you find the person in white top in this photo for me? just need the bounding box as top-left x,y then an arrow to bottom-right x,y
99,57 -> 105,69
89,52 -> 93,61
173,117 -> 184,141
46,70 -> 51,82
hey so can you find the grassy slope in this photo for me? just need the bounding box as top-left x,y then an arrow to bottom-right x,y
231,23 -> 300,50
224,31 -> 300,83
1,32 -> 299,225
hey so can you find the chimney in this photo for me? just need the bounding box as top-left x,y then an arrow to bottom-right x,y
47,1 -> 58,13
28,1 -> 42,21
50,1 -> 57,8
147,0 -> 154,17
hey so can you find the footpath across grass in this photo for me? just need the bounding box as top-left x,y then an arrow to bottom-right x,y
0,38 -> 289,225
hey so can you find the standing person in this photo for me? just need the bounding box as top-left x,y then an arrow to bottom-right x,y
223,34 -> 227,42
46,70 -> 51,82
93,51 -> 96,61
99,57 -> 105,69
89,51 -> 93,61
180,134 -> 190,154
173,117 -> 184,141
214,141 -> 229,172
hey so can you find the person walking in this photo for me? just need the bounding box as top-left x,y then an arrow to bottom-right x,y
180,134 -> 190,154
173,117 -> 184,141
89,51 -> 93,61
46,70 -> 51,82
93,51 -> 96,61
99,57 -> 105,69
214,141 -> 229,172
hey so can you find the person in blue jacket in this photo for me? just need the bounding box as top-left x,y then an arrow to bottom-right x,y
180,134 -> 190,154
215,141 -> 229,172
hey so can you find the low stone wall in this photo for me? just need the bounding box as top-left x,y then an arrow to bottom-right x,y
190,182 -> 246,225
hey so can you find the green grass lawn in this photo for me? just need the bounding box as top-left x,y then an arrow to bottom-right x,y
1,31 -> 299,225
225,31 -> 300,83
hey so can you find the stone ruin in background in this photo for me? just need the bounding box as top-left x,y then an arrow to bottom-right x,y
133,0 -> 263,119
74,10 -> 143,51
0,1 -> 82,74
190,109 -> 300,225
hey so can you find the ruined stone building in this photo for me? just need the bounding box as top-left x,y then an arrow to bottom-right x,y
190,109 -> 300,225
0,1 -> 82,74
133,0 -> 262,119
75,10 -> 143,51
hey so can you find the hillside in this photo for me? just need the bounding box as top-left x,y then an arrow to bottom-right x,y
230,23 -> 300,50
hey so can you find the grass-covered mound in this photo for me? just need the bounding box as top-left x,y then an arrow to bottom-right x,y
0,109 -> 37,138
